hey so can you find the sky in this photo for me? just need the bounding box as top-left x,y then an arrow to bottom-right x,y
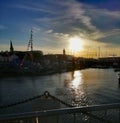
0,0 -> 120,57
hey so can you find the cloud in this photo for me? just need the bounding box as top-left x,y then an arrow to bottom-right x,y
13,0 -> 99,35
90,29 -> 120,40
45,29 -> 53,34
84,28 -> 120,47
0,25 -> 7,30
32,0 -> 120,49
33,0 -> 98,33
32,27 -> 70,50
66,3 -> 98,31
104,11 -> 120,18
97,30 -> 120,45
32,27 -> 41,33
85,8 -> 120,31
13,3 -> 56,14
1,0 -> 120,53
74,5 -> 120,46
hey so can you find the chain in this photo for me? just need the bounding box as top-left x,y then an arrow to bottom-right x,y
0,91 -> 74,109
0,94 -> 44,109
49,93 -> 74,107
0,91 -> 113,123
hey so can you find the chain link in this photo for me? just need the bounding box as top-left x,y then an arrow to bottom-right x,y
0,91 -> 74,109
0,94 -> 44,109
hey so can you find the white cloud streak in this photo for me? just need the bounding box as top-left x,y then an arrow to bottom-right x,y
0,25 -> 7,30
9,0 -> 120,50
13,4 -> 56,14
24,0 -> 98,32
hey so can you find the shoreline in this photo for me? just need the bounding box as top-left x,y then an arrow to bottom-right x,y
0,67 -> 116,78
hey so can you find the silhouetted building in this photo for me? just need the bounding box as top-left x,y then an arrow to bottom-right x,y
10,40 -> 14,54
63,49 -> 65,55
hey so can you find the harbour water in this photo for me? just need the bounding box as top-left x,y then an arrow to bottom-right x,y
0,68 -> 120,114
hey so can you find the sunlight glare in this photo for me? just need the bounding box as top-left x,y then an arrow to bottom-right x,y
69,36 -> 84,52
72,71 -> 83,89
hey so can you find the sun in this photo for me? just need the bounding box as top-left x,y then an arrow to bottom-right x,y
69,36 -> 84,52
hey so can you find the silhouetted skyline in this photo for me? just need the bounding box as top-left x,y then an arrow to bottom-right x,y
0,0 -> 120,56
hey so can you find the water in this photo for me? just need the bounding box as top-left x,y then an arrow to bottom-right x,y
0,68 -> 120,114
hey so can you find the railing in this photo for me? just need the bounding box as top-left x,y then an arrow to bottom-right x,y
0,103 -> 120,123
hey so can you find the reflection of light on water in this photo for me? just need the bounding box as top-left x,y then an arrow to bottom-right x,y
72,71 -> 83,89
70,71 -> 87,107
64,71 -> 86,106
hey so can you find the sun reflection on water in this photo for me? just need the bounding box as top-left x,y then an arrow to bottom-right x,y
69,71 -> 87,106
72,71 -> 83,89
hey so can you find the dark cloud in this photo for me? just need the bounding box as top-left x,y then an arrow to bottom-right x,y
98,34 -> 120,45
85,9 -> 120,31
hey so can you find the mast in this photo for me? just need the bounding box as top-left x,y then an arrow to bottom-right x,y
27,30 -> 33,51
20,30 -> 34,67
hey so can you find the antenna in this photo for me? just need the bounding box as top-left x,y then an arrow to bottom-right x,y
27,30 -> 33,51
20,30 -> 33,67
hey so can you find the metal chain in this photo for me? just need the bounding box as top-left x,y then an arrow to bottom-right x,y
49,93 -> 74,107
0,91 -> 74,109
0,94 -> 44,109
0,91 -> 113,123
41,91 -> 74,107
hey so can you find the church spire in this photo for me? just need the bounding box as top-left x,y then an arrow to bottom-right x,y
10,40 -> 14,53
63,48 -> 65,55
